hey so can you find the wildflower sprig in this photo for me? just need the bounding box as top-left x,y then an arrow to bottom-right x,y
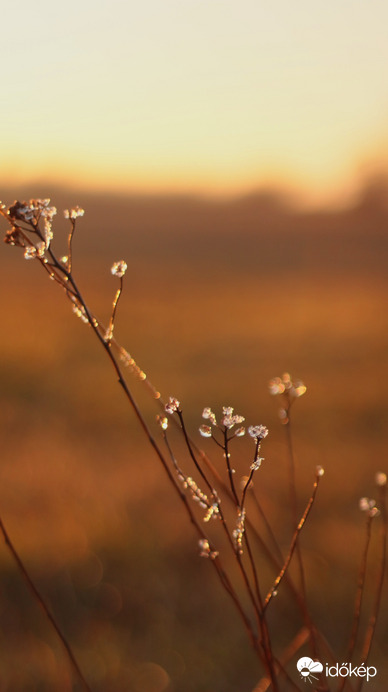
158,411 -> 220,521
263,465 -> 325,611
104,261 -> 128,343
200,406 -> 245,441
63,206 -> 84,272
240,425 -> 269,513
163,399 -> 224,523
3,199 -> 57,259
3,199 -> 272,675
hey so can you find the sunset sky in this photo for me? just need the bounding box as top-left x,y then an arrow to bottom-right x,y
2,0 -> 388,206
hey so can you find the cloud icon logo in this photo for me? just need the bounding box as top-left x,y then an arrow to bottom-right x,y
297,657 -> 324,682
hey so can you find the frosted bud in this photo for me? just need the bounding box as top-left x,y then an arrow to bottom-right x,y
111,260 -> 127,278
199,425 -> 212,438
165,396 -> 180,414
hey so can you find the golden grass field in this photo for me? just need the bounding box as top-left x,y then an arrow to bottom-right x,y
0,186 -> 387,691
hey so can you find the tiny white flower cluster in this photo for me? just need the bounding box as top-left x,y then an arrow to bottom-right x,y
111,260 -> 127,278
24,245 -> 38,260
69,296 -> 89,324
156,415 -> 169,431
359,497 -> 379,518
199,424 -> 212,438
250,456 -> 264,472
202,407 -> 217,425
9,199 -> 57,224
221,406 -> 245,430
72,304 -> 89,324
247,427 -> 268,472
178,474 -> 210,511
104,325 -> 114,342
200,406 -> 245,434
165,396 -> 180,414
24,241 -> 49,260
7,199 -> 57,258
248,425 -> 268,441
204,502 -> 220,522
233,508 -> 246,554
199,406 -> 269,477
63,206 -> 85,220
269,373 -> 306,399
198,538 -> 219,560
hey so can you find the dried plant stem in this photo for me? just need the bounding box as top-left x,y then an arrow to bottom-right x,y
160,427 -> 264,661
223,430 -> 240,506
71,280 -> 283,690
177,410 -> 215,495
67,218 -> 76,273
3,212 -> 277,680
197,442 -> 325,646
0,515 -> 92,692
284,418 -> 307,590
253,626 -> 332,692
167,424 -> 278,689
176,413 -> 274,659
355,485 -> 387,692
106,276 -> 124,343
264,470 -> 322,611
337,515 -> 374,692
284,416 -> 318,658
68,275 -> 279,678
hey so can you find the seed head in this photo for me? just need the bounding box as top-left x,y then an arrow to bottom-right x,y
111,260 -> 127,278
165,396 -> 180,414
64,206 -> 85,220
248,425 -> 269,441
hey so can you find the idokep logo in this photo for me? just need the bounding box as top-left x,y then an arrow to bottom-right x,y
296,657 -> 323,683
296,657 -> 378,685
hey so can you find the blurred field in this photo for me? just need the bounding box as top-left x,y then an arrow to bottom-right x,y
0,183 -> 387,691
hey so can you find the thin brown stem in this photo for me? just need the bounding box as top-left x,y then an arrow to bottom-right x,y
67,273 -> 270,669
284,413 -> 318,659
356,484 -> 387,692
67,219 -> 76,273
264,470 -> 323,611
177,410 -> 215,495
0,515 -> 92,692
105,276 -> 124,343
223,428 -> 240,506
337,514 -> 374,692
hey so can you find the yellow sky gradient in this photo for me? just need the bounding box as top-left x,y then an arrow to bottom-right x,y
2,0 -> 388,207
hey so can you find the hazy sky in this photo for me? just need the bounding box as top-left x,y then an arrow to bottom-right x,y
2,0 -> 388,205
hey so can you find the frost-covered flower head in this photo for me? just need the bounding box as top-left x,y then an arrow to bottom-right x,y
201,406 -> 244,429
202,407 -> 217,425
64,206 -> 85,220
221,406 -> 245,430
199,425 -> 212,438
111,260 -> 127,278
200,406 -> 246,437
165,396 -> 180,414
8,198 -> 56,226
248,425 -> 268,441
